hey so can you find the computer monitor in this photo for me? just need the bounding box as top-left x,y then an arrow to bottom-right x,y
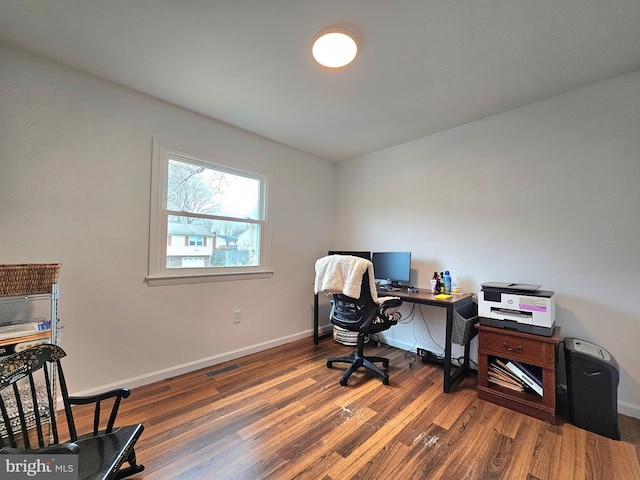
372,252 -> 411,287
328,251 -> 371,260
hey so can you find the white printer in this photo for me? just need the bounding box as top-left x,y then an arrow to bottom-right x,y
478,282 -> 555,336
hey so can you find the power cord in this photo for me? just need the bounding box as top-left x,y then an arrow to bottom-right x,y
404,350 -> 418,370
417,351 -> 479,371
418,304 -> 445,353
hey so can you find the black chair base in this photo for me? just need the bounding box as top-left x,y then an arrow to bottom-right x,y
327,334 -> 390,386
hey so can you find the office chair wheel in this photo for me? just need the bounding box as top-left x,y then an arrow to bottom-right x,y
327,361 -> 333,368
382,375 -> 389,385
382,359 -> 389,368
340,377 -> 348,386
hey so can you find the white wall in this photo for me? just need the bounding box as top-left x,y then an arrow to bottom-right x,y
0,44 -> 335,394
334,72 -> 640,418
3,41 -> 638,419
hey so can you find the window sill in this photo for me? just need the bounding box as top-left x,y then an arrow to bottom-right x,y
145,270 -> 274,287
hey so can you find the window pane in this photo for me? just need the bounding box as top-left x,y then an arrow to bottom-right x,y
167,215 -> 259,269
167,158 -> 260,220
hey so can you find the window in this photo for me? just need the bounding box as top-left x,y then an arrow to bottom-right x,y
147,139 -> 272,285
188,236 -> 204,247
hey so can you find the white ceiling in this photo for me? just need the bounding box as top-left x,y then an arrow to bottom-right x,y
2,1 -> 640,162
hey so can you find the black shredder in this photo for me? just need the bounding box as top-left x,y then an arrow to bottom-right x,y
564,337 -> 620,440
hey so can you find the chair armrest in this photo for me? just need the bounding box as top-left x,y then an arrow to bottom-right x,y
68,387 -> 131,406
378,297 -> 402,316
1,442 -> 80,455
367,297 -> 401,331
67,388 -> 131,436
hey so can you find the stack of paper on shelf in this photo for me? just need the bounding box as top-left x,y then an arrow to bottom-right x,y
488,359 -> 525,392
487,358 -> 544,396
0,318 -> 50,340
505,360 -> 543,396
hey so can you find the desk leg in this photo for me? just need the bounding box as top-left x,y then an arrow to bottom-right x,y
314,292 -> 319,344
443,299 -> 473,393
462,337 -> 471,370
313,293 -> 333,344
444,305 -> 454,392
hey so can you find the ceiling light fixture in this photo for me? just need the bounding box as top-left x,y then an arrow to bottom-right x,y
312,28 -> 358,68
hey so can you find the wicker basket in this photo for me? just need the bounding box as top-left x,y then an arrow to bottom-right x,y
333,325 -> 370,346
0,264 -> 61,296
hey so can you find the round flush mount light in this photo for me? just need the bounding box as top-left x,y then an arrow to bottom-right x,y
312,28 -> 358,68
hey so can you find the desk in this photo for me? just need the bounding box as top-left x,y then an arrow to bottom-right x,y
313,289 -> 476,393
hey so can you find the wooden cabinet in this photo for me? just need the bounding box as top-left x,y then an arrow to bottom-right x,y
477,324 -> 561,424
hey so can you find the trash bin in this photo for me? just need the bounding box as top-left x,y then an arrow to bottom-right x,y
564,338 -> 620,440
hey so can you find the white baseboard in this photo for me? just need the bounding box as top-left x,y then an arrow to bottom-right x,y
618,400 -> 640,419
317,323 -> 333,336
72,329 -> 318,397
376,334 -> 415,352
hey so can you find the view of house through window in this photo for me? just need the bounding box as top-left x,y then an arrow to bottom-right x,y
165,157 -> 263,270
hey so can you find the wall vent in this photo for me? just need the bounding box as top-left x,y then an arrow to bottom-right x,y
204,363 -> 240,378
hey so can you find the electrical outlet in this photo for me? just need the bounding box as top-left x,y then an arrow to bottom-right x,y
233,310 -> 241,324
417,348 -> 427,357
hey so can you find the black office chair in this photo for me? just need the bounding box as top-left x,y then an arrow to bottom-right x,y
318,258 -> 402,386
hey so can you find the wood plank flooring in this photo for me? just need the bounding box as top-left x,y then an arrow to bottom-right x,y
84,337 -> 640,479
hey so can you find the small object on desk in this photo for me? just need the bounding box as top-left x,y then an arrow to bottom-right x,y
407,287 -> 419,293
444,270 -> 451,294
434,293 -> 453,300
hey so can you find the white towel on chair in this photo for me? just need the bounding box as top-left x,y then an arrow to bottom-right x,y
314,255 -> 378,300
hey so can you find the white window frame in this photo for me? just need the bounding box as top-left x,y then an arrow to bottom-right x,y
146,138 -> 273,286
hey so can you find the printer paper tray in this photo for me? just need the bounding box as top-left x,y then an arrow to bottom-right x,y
479,316 -> 554,337
491,308 -> 533,323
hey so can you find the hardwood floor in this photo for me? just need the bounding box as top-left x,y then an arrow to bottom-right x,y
92,337 -> 640,479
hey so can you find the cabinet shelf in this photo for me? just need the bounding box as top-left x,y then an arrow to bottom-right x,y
479,379 -> 552,412
0,330 -> 52,347
0,293 -> 54,305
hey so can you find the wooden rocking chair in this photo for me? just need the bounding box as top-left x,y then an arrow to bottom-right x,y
0,344 -> 144,480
